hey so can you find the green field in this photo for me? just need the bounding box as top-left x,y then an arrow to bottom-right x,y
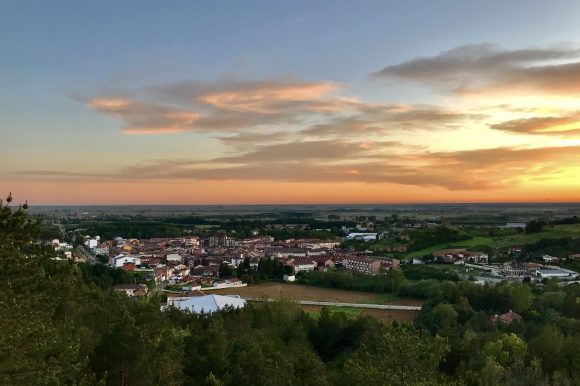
405,224 -> 580,259
193,224 -> 220,229
306,306 -> 362,319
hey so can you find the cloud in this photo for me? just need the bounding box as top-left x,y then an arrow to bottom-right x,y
211,139 -> 389,164
197,82 -> 338,113
301,106 -> 483,138
17,170 -> 107,178
16,140 -> 580,191
490,111 -> 580,137
84,77 -> 486,137
148,79 -> 337,105
216,131 -> 289,147
87,98 -> 200,134
84,80 -> 344,134
371,43 -> 580,95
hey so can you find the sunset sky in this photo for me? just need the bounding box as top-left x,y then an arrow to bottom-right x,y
2,1 -> 580,205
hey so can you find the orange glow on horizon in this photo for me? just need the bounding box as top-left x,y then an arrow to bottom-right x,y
4,179 -> 580,206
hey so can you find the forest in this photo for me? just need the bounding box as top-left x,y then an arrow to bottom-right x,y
1,199 -> 579,385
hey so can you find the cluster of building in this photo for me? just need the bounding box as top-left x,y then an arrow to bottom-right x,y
82,233 -> 400,289
493,262 -> 579,280
110,283 -> 247,315
432,248 -> 489,264
51,239 -> 73,259
424,248 -> 579,281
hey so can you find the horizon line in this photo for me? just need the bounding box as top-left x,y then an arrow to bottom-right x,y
22,201 -> 580,207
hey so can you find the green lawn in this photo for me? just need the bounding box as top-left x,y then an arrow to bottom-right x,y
405,224 -> 580,259
404,239 -> 489,258
405,244 -> 456,258
490,224 -> 580,248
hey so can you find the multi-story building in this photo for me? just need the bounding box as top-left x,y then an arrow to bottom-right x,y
342,257 -> 381,274
288,257 -> 316,273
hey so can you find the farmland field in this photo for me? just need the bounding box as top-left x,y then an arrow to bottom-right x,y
204,283 -> 423,306
301,304 -> 420,323
204,283 -> 423,322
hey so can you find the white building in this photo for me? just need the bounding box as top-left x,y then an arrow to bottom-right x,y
283,274 -> 296,282
212,278 -> 246,289
166,253 -> 182,262
184,237 -> 200,246
537,268 -> 577,279
112,255 -> 141,268
346,233 -> 377,241
93,245 -> 109,256
85,238 -> 98,249
542,255 -> 559,263
505,223 -> 526,228
169,294 -> 246,314
271,248 -> 308,258
231,255 -> 244,267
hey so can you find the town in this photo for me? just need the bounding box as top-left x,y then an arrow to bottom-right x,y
45,209 -> 580,318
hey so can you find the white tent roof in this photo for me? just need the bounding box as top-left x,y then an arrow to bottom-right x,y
175,294 -> 246,314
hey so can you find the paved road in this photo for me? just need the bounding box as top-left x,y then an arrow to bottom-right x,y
76,245 -> 99,264
247,298 -> 421,311
559,280 -> 580,286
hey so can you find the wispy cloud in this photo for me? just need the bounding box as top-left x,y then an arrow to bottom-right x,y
371,43 -> 580,95
82,78 -> 485,136
84,80 -> 342,134
87,98 -> 200,134
300,106 -> 483,138
490,111 -> 580,137
17,142 -> 580,191
216,131 -> 289,148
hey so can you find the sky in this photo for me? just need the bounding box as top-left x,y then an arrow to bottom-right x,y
2,0 -> 580,205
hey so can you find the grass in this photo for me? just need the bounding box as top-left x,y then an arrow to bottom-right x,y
306,306 -> 362,319
451,236 -> 494,247
193,224 -> 220,229
405,224 -> 580,259
405,244 -> 455,258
